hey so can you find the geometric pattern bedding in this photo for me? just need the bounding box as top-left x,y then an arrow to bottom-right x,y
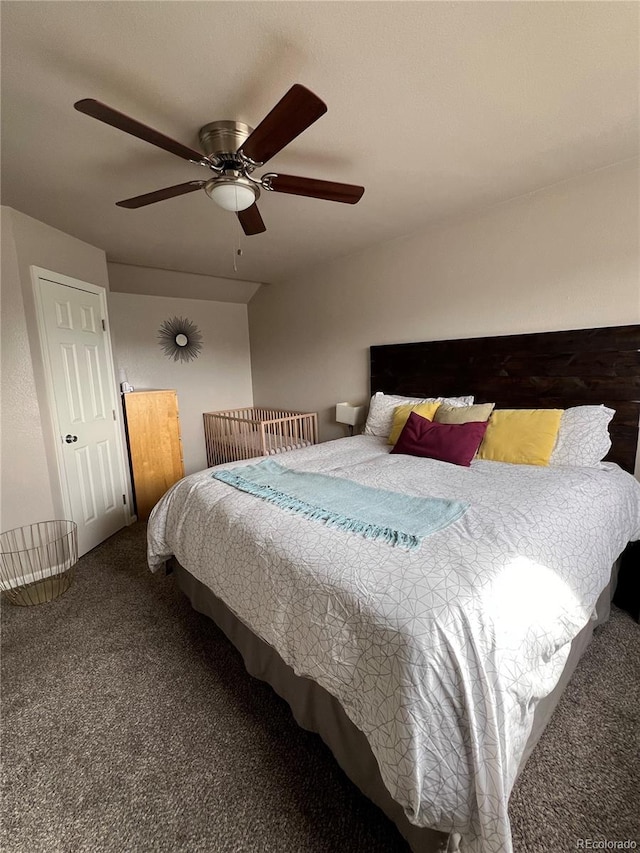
147,435 -> 640,853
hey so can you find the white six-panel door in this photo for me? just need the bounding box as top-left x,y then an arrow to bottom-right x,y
34,271 -> 128,556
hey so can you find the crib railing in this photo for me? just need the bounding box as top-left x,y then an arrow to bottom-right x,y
204,408 -> 318,466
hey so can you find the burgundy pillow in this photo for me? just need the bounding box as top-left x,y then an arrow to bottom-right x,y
390,411 -> 488,466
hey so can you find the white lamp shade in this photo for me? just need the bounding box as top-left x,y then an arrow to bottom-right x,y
208,181 -> 256,212
336,402 -> 366,426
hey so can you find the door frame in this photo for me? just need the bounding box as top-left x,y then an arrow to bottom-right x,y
30,266 -> 135,535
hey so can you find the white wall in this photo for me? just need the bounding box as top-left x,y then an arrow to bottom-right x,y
108,292 -> 253,475
0,207 -> 112,531
248,160 -> 640,440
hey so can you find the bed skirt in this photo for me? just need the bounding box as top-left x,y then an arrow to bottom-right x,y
171,558 -> 618,853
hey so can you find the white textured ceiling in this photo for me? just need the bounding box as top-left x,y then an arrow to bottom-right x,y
2,1 -> 638,287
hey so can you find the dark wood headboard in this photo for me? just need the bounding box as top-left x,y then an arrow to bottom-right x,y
370,324 -> 640,473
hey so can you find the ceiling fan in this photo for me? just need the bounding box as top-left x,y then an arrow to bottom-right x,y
74,84 -> 365,235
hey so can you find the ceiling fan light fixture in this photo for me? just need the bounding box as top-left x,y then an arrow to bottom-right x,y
205,176 -> 258,212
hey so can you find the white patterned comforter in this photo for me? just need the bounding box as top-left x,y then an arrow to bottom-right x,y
147,435 -> 640,853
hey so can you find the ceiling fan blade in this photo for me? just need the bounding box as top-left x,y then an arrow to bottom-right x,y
240,84 -> 327,165
74,99 -> 207,164
237,204 -> 266,235
116,181 -> 206,208
266,174 -> 365,204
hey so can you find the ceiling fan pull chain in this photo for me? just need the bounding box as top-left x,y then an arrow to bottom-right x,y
233,210 -> 243,273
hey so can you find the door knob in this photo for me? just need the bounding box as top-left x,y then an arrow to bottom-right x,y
64,434 -> 78,443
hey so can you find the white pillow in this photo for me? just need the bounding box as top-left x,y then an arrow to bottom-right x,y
549,405 -> 615,467
363,392 -> 474,437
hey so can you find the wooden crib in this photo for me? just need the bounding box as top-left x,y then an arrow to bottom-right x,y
204,408 -> 318,466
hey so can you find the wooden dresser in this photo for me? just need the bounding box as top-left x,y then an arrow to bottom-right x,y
122,390 -> 185,521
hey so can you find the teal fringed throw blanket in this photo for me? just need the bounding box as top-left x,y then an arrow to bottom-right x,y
214,459 -> 467,549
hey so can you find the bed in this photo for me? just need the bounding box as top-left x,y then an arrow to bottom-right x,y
147,324 -> 640,853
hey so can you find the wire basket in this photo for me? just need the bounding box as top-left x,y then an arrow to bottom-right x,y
0,520 -> 78,606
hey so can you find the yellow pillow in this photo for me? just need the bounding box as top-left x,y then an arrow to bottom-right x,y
477,409 -> 563,466
388,402 -> 441,445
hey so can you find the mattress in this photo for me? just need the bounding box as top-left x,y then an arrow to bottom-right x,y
148,435 -> 640,853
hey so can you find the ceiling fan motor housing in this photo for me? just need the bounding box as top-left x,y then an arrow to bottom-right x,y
198,120 -> 254,168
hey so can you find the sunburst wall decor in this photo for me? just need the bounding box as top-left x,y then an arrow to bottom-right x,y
157,316 -> 203,363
